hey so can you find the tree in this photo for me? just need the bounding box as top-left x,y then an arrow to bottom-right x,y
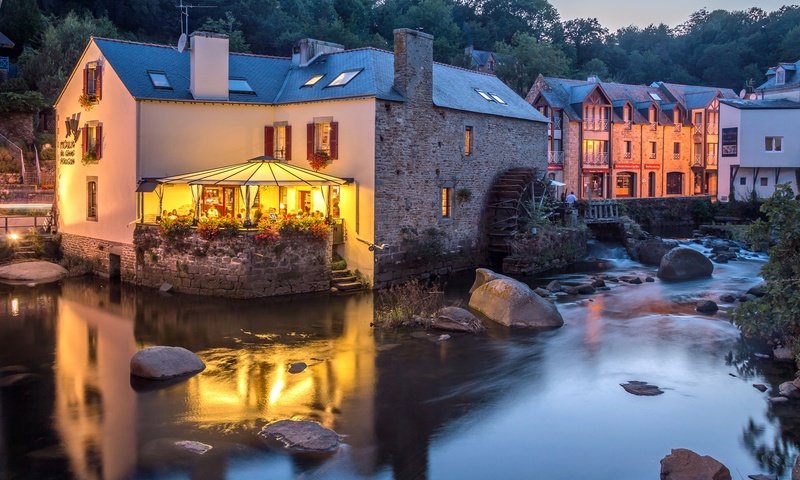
733,184 -> 800,356
563,17 -> 608,68
200,11 -> 251,53
18,11 -> 120,103
0,0 -> 44,58
494,32 -> 569,95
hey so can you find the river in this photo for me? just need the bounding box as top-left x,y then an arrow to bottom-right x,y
0,240 -> 796,479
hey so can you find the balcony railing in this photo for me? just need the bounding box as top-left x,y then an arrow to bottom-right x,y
648,152 -> 657,159
674,124 -> 682,132
623,152 -> 632,159
706,154 -> 718,166
706,123 -> 718,134
693,123 -> 704,134
584,120 -> 609,131
649,122 -> 657,131
548,150 -> 564,165
673,153 -> 681,160
691,153 -> 703,167
623,120 -> 632,130
583,153 -> 609,166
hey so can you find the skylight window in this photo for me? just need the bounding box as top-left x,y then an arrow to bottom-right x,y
148,71 -> 171,89
327,69 -> 362,87
303,74 -> 325,87
649,92 -> 662,101
475,89 -> 493,101
490,93 -> 507,104
229,78 -> 255,94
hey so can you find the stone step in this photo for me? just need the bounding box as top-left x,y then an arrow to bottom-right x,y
334,281 -> 363,292
333,275 -> 357,284
331,269 -> 350,279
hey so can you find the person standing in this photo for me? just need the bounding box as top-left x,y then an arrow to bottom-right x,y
565,191 -> 577,207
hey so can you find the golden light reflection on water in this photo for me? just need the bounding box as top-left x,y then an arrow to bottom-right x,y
50,281 -> 378,479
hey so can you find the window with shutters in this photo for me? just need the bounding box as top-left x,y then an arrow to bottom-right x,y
307,118 -> 338,161
264,123 -> 292,161
81,123 -> 102,163
82,62 -> 102,102
87,177 -> 98,221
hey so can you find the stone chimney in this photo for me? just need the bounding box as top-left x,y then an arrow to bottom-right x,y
292,38 -> 344,67
393,28 -> 433,103
190,31 -> 229,101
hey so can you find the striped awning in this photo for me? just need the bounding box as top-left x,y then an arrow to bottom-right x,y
156,156 -> 348,186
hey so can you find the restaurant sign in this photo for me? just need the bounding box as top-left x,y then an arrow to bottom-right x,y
721,127 -> 738,157
614,163 -> 639,169
59,113 -> 81,165
644,163 -> 660,170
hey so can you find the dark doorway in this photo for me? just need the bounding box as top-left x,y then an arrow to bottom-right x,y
109,254 -> 121,282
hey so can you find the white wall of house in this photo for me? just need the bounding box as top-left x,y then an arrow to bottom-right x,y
55,41 -> 139,244
719,102 -> 800,201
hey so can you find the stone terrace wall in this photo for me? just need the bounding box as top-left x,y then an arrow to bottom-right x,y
617,196 -> 712,230
502,227 -> 589,276
61,232 -> 137,278
131,225 -> 332,298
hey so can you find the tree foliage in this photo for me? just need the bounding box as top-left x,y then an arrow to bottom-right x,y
494,32 -> 569,95
732,184 -> 800,353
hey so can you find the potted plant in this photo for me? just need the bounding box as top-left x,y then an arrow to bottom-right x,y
78,94 -> 95,111
308,150 -> 332,171
81,150 -> 97,164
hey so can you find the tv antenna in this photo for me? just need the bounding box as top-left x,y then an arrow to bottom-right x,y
176,0 -> 216,52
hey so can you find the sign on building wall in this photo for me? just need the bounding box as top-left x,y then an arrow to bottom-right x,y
59,113 -> 81,165
721,127 -> 738,157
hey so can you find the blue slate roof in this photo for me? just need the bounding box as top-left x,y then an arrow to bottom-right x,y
721,98 -> 800,110
0,31 -> 14,49
90,37 -> 543,122
758,60 -> 800,91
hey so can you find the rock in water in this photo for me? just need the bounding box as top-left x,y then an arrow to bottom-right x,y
747,282 -> 768,298
259,420 -> 340,454
719,294 -> 737,303
620,381 -> 664,396
430,306 -> 484,334
288,362 -> 307,374
130,346 -> 205,380
660,448 -> 732,480
469,271 -> 564,328
748,474 -> 778,480
773,347 -> 795,362
0,261 -> 68,285
636,238 -> 678,266
696,300 -> 719,314
792,455 -> 800,480
753,384 -> 767,392
469,268 -> 505,294
779,381 -> 800,399
657,247 -> 714,281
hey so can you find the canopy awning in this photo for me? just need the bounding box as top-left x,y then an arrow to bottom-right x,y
155,156 -> 349,187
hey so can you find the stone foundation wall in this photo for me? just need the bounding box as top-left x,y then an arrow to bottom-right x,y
60,232 -> 137,279
502,227 -> 589,276
617,196 -> 712,230
131,225 -> 332,298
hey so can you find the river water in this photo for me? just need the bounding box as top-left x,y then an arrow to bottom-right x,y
0,241 -> 797,480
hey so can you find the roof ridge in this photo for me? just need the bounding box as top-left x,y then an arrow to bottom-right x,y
93,36 -> 291,59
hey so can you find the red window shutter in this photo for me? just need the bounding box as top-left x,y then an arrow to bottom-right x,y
264,126 -> 274,157
81,126 -> 88,155
95,125 -> 103,159
306,123 -> 314,160
285,125 -> 292,161
95,66 -> 102,100
82,67 -> 88,96
330,122 -> 338,160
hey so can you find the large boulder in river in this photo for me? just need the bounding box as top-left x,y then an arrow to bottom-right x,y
469,271 -> 563,328
130,346 -> 205,380
0,261 -> 68,285
660,448 -> 731,480
469,268 -> 506,294
636,238 -> 679,266
657,248 -> 714,281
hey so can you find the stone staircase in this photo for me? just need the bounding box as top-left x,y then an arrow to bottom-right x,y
12,237 -> 39,259
331,268 -> 365,293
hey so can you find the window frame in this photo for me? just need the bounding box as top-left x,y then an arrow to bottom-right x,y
760,177 -> 769,187
302,74 -> 325,88
739,177 -> 747,186
87,176 -> 98,221
148,71 -> 172,89
441,187 -> 452,218
326,69 -> 362,88
765,136 -> 783,152
666,172 -> 683,195
464,126 -> 474,156
228,77 -> 255,95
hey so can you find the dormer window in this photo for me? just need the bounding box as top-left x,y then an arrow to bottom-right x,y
327,69 -> 361,87
148,71 -> 172,89
673,109 -> 681,124
229,78 -> 255,94
777,69 -> 786,85
302,74 -> 325,87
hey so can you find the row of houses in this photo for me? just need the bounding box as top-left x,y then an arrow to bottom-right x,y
52,29 -> 799,296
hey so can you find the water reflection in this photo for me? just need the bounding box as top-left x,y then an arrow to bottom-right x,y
0,245 -> 799,479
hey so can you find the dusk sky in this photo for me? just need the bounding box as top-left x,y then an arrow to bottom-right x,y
549,0 -> 791,30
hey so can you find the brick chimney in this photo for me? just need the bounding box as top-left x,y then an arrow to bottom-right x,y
393,28 -> 433,103
190,31 -> 229,101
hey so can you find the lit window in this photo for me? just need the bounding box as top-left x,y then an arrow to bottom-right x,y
87,177 -> 98,221
475,89 -> 492,101
303,74 -> 325,87
229,78 -> 255,94
765,136 -> 783,152
327,69 -> 362,87
441,187 -> 452,218
464,126 -> 473,156
274,125 -> 287,159
315,122 -> 332,155
490,93 -> 507,104
148,71 -> 171,89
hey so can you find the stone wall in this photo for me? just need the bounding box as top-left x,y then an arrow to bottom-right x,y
132,225 -> 332,298
502,227 -> 589,276
616,196 -> 712,230
371,29 -> 547,288
0,112 -> 35,144
61,232 -> 137,279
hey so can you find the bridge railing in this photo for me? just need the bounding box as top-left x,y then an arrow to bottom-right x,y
584,200 -> 620,222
